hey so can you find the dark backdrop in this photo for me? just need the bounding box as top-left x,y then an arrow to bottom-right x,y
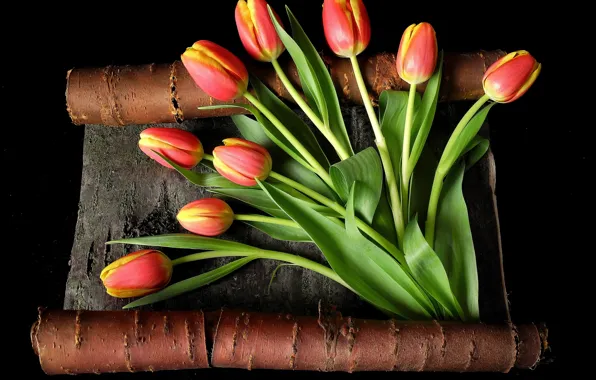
3,1 -> 570,378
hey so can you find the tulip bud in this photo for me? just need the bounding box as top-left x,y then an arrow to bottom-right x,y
177,198 -> 235,236
138,127 -> 203,169
100,250 -> 173,298
235,0 -> 285,62
213,138 -> 272,186
395,22 -> 438,85
482,50 -> 541,103
322,0 -> 371,58
181,40 -> 249,101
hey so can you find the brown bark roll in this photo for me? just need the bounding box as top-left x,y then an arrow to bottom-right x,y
66,50 -> 505,126
32,308 -> 545,375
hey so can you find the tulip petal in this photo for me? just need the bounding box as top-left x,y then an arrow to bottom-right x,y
349,0 -> 370,54
323,0 -> 356,57
236,0 -> 268,61
213,152 -> 257,186
138,137 -> 202,169
176,198 -> 235,236
250,0 -> 284,58
192,41 -> 248,86
140,128 -> 202,152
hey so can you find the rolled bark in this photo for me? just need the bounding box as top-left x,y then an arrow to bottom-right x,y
32,307 -> 546,375
66,50 -> 505,126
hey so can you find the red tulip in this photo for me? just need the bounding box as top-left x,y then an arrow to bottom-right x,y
213,138 -> 272,186
322,0 -> 371,57
181,40 -> 249,101
100,250 -> 173,298
482,50 -> 541,103
138,127 -> 203,169
177,198 -> 235,236
395,22 -> 438,85
235,0 -> 285,62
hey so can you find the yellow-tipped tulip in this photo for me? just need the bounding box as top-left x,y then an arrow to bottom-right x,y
235,0 -> 285,62
322,0 -> 371,57
482,50 -> 541,103
177,198 -> 235,236
213,138 -> 272,186
100,250 -> 173,298
138,127 -> 203,169
395,22 -> 438,85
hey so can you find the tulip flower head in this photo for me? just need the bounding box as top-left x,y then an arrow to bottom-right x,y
138,127 -> 203,169
482,50 -> 541,103
322,0 -> 371,57
181,40 -> 249,101
395,22 -> 438,85
235,0 -> 285,62
100,250 -> 173,298
177,198 -> 235,236
213,138 -> 272,186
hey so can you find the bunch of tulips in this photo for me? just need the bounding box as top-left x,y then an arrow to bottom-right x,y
102,0 -> 540,320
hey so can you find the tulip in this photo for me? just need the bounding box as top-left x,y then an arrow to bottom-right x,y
213,138 -> 272,186
235,0 -> 285,62
181,40 -> 249,101
395,22 -> 438,85
138,127 -> 203,169
322,0 -> 371,57
482,50 -> 541,103
177,198 -> 235,236
100,250 -> 173,298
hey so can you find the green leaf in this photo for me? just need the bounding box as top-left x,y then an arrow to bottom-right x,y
404,216 -> 464,320
286,6 -> 354,156
258,180 -> 432,319
123,257 -> 255,309
463,136 -> 490,169
197,104 -> 255,113
329,148 -> 383,223
268,6 -> 327,124
155,152 -> 242,188
407,52 -> 443,177
231,115 -> 335,200
434,162 -> 479,320
379,90 -> 421,180
372,190 -> 398,247
409,147 -> 439,221
437,103 -> 496,174
244,221 -> 311,242
108,233 -> 258,253
251,77 -> 330,170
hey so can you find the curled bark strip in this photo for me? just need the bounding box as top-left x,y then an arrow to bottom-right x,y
65,50 -> 505,126
31,308 -> 545,374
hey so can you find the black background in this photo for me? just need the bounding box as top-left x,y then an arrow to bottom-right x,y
2,0 -> 573,378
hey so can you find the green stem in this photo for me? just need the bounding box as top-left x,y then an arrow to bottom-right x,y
270,171 -> 405,264
350,56 -> 405,246
171,250 -> 350,290
425,94 -> 491,247
203,153 -> 213,161
401,84 -> 417,220
243,92 -> 335,191
271,59 -> 351,161
234,214 -> 299,228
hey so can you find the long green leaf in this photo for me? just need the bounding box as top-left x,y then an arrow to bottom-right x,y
244,221 -> 311,242
372,190 -> 398,246
108,233 -> 258,252
404,217 -> 464,320
330,148 -> 383,223
268,6 -> 327,124
156,152 -> 242,188
379,90 -> 421,180
438,103 -> 496,174
123,257 -> 255,309
463,136 -> 490,169
434,162 -> 479,320
251,77 -> 330,170
407,53 -> 443,176
231,115 -> 335,199
258,180 -> 432,319
286,6 -> 353,156
409,146 -> 439,221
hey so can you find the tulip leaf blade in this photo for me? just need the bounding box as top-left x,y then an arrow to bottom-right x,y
123,257 -> 256,309
463,136 -> 490,169
243,221 -> 312,242
329,147 -> 383,224
250,77 -> 330,170
232,115 -> 336,200
108,233 -> 259,253
154,152 -> 244,188
434,162 -> 479,321
403,216 -> 464,320
268,6 -> 327,124
286,6 -> 354,157
372,189 -> 398,247
257,179 -> 432,319
407,52 -> 443,177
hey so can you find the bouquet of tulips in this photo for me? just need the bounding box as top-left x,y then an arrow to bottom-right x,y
101,0 -> 540,321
